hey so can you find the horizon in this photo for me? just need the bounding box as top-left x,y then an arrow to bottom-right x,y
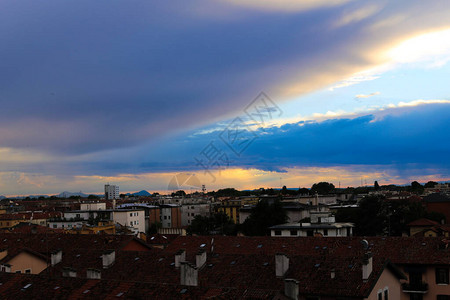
3,179 -> 448,198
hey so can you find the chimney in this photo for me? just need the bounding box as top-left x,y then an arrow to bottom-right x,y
362,252 -> 373,280
1,263 -> 11,273
175,249 -> 186,268
102,250 -> 115,269
284,278 -> 299,300
86,268 -> 101,279
275,253 -> 289,277
51,250 -> 62,266
196,249 -> 207,269
180,262 -> 198,286
62,267 -> 77,278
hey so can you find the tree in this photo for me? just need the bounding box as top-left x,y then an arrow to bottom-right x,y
297,188 -> 309,195
148,221 -> 162,234
410,181 -> 424,195
424,181 -> 438,188
88,194 -> 99,199
311,182 -> 335,195
187,212 -> 235,236
374,181 -> 380,191
239,199 -> 287,236
171,190 -> 186,197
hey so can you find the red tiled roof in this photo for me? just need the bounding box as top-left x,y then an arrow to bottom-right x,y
0,235 -> 449,299
407,218 -> 440,227
0,211 -> 62,220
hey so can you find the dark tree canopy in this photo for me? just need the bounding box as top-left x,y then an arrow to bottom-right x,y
424,181 -> 438,188
374,181 -> 380,191
187,212 -> 235,236
311,182 -> 335,195
410,181 -> 424,195
239,199 -> 287,236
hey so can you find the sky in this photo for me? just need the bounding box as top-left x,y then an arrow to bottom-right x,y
1,0 -> 450,196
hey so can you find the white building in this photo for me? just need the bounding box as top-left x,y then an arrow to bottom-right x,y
270,211 -> 353,237
104,184 -> 119,200
80,202 -> 106,211
63,209 -> 145,234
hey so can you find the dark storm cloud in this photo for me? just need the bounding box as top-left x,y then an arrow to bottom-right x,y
2,0 -> 450,155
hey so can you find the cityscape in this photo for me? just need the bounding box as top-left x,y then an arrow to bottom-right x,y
1,0 -> 450,299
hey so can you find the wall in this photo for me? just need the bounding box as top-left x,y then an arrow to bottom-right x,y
8,252 -> 47,275
366,267 -> 402,300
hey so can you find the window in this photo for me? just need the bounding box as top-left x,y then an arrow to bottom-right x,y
130,222 -> 133,226
323,229 -> 328,236
437,296 -> 449,300
53,225 -> 57,228
16,270 -> 21,273
377,291 -> 382,300
25,269 -> 31,274
290,230 -> 297,236
384,289 -> 388,300
436,268 -> 449,284
274,230 -> 281,236
164,216 -> 167,220
307,230 -> 314,237
130,213 -> 132,217
410,294 -> 423,300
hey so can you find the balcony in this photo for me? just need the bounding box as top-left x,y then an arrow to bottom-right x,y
402,282 -> 428,293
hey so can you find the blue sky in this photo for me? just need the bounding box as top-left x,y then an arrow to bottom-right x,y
1,0 -> 450,195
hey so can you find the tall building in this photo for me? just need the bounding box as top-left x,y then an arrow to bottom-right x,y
104,184 -> 119,200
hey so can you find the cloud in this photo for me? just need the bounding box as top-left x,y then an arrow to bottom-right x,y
355,92 -> 381,99
0,1 -> 450,157
218,0 -> 352,13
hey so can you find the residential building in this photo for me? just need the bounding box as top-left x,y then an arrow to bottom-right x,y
104,184 -> 119,200
424,193 -> 450,224
270,211 -> 354,237
180,203 -> 211,226
63,209 -> 145,234
4,235 -> 448,299
160,204 -> 182,229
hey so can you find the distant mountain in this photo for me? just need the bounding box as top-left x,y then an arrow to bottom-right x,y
57,191 -> 88,198
0,195 -> 6,200
127,190 -> 151,197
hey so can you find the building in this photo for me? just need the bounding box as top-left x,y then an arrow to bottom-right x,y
270,211 -> 354,237
62,209 -> 145,234
0,212 -> 62,229
160,204 -> 182,229
80,201 -> 106,211
180,203 -> 211,226
217,197 -> 259,224
424,193 -> 450,224
104,184 -> 119,200
5,235 -> 448,299
407,218 -> 450,237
